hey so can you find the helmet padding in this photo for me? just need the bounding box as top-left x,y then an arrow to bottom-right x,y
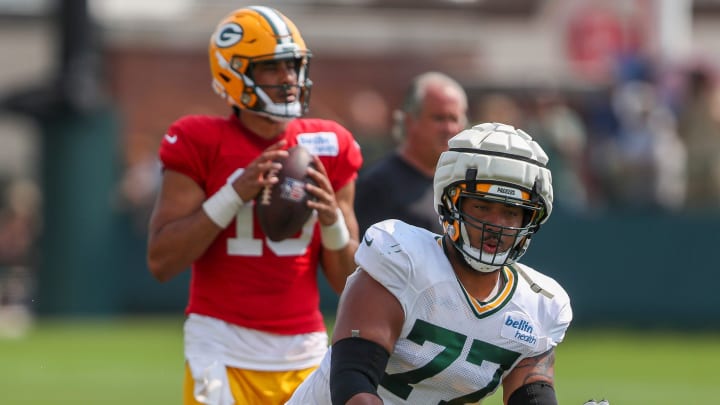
434,123 -> 553,272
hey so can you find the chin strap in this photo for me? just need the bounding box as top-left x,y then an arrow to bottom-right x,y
512,264 -> 554,299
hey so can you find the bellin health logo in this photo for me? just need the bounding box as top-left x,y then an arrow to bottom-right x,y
503,314 -> 537,346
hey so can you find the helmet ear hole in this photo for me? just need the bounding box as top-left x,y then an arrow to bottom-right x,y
438,204 -> 451,222
446,220 -> 460,241
241,92 -> 257,108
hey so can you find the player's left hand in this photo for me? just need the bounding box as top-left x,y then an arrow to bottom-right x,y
305,155 -> 341,226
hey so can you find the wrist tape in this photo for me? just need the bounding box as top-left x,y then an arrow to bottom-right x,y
321,208 -> 350,250
202,183 -> 244,228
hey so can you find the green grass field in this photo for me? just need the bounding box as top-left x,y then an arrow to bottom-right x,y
0,316 -> 716,404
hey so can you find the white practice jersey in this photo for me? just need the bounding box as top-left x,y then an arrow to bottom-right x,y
288,219 -> 572,405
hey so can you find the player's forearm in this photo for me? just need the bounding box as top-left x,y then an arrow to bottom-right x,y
147,214 -> 221,282
322,240 -> 359,293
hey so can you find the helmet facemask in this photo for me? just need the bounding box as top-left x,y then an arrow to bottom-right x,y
441,180 -> 544,273
239,53 -> 312,122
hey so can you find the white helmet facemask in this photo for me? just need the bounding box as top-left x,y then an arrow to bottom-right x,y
241,59 -> 311,122
249,81 -> 303,122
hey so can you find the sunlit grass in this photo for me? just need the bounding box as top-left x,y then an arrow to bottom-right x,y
0,317 -> 716,404
0,316 -> 185,404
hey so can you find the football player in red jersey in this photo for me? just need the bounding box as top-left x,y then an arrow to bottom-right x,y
146,6 -> 362,405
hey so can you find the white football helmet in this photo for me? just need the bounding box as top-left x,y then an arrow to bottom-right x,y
434,122 -> 553,273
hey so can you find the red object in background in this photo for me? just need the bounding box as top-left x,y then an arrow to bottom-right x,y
566,7 -> 627,82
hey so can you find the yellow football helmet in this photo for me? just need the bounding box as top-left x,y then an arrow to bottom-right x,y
209,6 -> 312,120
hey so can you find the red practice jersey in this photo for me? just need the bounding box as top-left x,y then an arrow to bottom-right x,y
159,113 -> 363,335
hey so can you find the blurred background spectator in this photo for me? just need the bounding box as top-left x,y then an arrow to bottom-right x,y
525,92 -> 593,213
473,93 -> 524,128
355,71 -> 468,235
0,178 -> 41,338
604,79 -> 687,210
677,65 -> 720,210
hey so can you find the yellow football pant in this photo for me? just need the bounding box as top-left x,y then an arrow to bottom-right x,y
183,362 -> 317,405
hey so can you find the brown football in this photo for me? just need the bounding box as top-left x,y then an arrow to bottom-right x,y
256,145 -> 317,241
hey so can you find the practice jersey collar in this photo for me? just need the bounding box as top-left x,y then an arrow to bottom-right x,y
458,266 -> 518,319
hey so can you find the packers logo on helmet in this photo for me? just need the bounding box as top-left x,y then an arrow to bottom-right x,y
214,23 -> 244,48
208,6 -> 312,121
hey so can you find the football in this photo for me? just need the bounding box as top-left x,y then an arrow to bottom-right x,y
256,145 -> 317,241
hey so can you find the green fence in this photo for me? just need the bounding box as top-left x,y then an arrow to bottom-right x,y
32,110 -> 720,329
522,209 -> 719,329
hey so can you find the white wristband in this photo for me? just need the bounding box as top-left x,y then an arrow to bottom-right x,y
202,183 -> 244,228
321,208 -> 350,250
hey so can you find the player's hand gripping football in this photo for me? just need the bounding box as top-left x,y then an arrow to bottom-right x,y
230,140 -> 289,202
305,155 -> 341,227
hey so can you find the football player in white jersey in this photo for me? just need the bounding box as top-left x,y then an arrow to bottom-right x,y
287,122 -> 572,405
